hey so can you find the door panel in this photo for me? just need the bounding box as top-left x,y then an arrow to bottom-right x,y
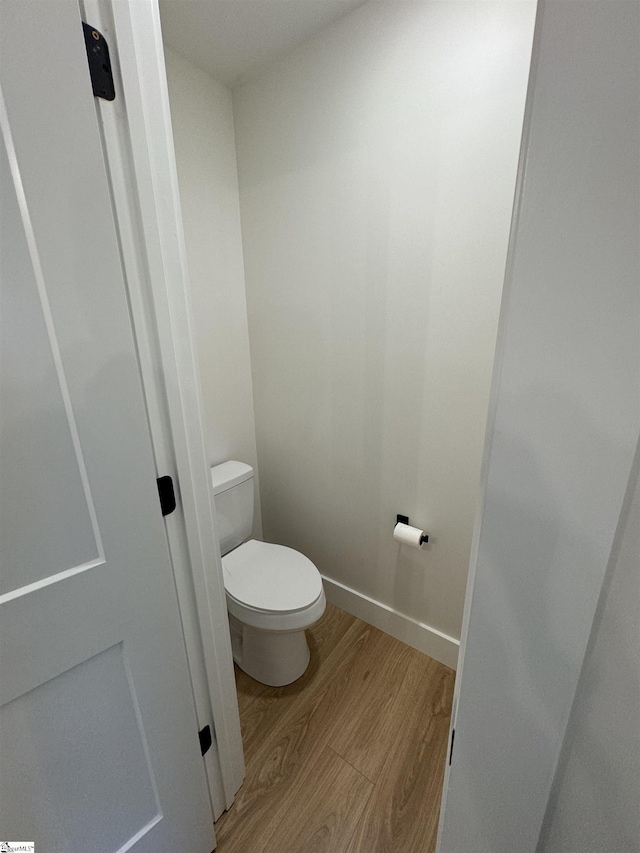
0,1 -> 214,850
1,644 -> 160,853
0,140 -> 101,598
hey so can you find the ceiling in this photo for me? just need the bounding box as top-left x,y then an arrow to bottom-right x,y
159,0 -> 369,88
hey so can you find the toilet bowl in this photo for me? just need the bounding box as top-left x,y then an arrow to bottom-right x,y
211,462 -> 326,686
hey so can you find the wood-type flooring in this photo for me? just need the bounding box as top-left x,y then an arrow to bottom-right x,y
214,603 -> 455,853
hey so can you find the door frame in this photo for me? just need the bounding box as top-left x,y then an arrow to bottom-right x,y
80,0 -> 245,818
437,0 -> 543,834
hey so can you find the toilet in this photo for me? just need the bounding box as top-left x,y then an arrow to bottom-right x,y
211,461 -> 326,686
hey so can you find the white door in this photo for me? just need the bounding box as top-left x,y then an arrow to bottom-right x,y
437,3 -> 640,852
0,1 -> 215,850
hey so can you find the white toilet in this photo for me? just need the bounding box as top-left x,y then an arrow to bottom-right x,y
211,461 -> 326,687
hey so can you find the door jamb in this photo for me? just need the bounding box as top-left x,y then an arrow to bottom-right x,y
80,0 -> 245,817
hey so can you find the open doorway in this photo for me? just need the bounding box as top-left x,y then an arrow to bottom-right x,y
157,2 -> 536,850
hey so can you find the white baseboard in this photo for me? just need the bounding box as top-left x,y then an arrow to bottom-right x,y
321,575 -> 460,670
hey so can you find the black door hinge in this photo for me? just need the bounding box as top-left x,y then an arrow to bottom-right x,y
449,728 -> 455,765
199,725 -> 212,757
157,475 -> 176,517
82,22 -> 115,101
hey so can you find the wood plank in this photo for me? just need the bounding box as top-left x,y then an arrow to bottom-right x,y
214,615 -> 379,851
262,746 -> 373,853
327,631 -> 415,782
345,652 -> 455,853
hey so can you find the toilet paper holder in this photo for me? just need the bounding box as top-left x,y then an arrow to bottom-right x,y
396,515 -> 429,544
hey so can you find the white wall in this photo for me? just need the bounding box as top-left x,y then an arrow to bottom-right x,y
539,439 -> 640,852
165,49 -> 262,536
234,1 -> 535,658
438,1 -> 640,850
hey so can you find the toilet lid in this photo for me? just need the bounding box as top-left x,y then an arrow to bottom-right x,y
222,540 -> 323,613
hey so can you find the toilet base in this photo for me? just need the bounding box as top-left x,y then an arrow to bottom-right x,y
228,613 -> 311,686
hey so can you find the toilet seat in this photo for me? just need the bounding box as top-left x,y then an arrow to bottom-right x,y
223,539 -> 325,631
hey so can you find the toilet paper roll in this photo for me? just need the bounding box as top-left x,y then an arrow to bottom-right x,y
393,522 -> 427,549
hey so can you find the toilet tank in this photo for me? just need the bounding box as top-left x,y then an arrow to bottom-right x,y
210,461 -> 254,556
